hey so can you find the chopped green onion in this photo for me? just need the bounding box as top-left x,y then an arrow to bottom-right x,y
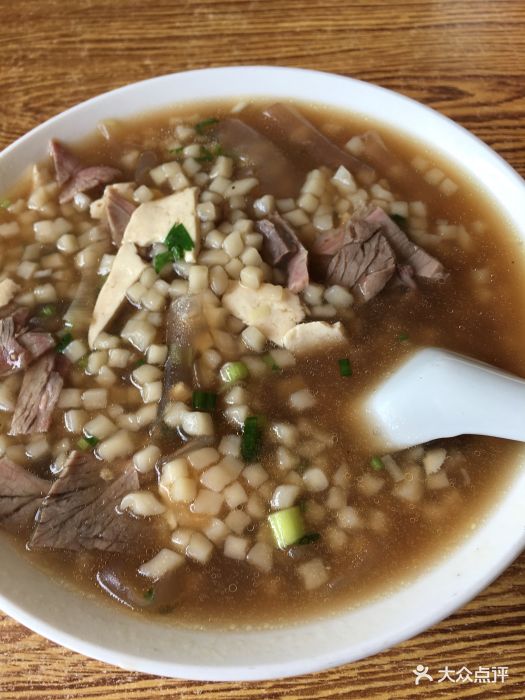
196,146 -> 214,163
195,117 -> 219,134
268,506 -> 306,549
134,358 -> 146,369
39,304 -> 56,318
397,331 -> 410,342
169,146 -> 184,156
164,222 -> 194,260
241,415 -> 265,461
77,434 -> 99,451
77,354 -> 89,370
338,358 -> 352,377
55,332 -> 73,353
192,390 -> 217,412
143,587 -> 155,602
296,532 -> 321,546
153,250 -> 173,273
0,198 -> 11,209
262,353 -> 279,371
390,214 -> 407,230
220,361 -> 249,383
370,456 -> 385,471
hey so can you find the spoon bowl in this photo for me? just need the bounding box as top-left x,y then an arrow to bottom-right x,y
364,348 -> 525,451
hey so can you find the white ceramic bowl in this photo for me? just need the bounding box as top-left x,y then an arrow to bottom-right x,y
1,67 -> 525,681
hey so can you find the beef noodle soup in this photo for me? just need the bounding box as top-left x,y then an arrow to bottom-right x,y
0,100 -> 523,627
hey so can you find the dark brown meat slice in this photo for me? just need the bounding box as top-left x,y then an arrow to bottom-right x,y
257,219 -> 296,265
18,331 -> 55,360
0,457 -> 50,534
327,231 -> 396,301
9,353 -> 63,435
49,139 -> 82,186
256,214 -> 309,293
0,316 -> 31,376
29,451 -> 140,552
59,165 -> 122,204
262,103 -> 376,185
214,119 -> 301,198
366,207 -> 447,280
105,186 -> 136,246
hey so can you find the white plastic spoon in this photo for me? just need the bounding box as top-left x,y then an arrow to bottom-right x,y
363,347 -> 525,452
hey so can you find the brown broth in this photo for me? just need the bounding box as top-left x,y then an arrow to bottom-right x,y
1,98 -> 525,629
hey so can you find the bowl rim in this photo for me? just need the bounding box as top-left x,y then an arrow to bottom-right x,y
1,65 -> 525,681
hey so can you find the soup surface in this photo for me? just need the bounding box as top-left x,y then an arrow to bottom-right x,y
0,99 -> 524,628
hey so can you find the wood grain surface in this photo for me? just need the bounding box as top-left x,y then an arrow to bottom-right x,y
1,0 -> 525,697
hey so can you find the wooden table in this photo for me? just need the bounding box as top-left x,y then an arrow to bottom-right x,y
1,1 -> 524,697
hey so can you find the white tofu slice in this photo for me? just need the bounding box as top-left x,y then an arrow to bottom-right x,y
282,321 -> 348,354
0,279 -> 20,308
88,187 -> 200,348
88,242 -> 147,348
123,187 -> 200,261
222,282 -> 305,346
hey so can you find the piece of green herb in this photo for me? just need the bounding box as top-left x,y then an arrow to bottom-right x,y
134,358 -> 146,369
153,250 -> 173,273
55,332 -> 73,353
77,434 -> 99,451
168,146 -> 184,156
370,456 -> 385,471
39,304 -> 56,318
195,117 -> 219,134
262,354 -> 279,371
0,198 -> 11,209
164,222 -> 194,260
77,354 -> 89,370
338,358 -> 352,377
397,331 -> 410,342
196,146 -> 214,163
241,415 -> 265,461
192,390 -> 217,412
143,587 -> 156,602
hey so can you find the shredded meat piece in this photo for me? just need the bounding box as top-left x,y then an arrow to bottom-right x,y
0,316 -> 31,376
9,353 -> 63,435
50,139 -> 122,204
262,103 -> 376,185
257,214 -> 309,293
0,456 -> 50,533
311,207 -> 446,301
29,451 -> 140,552
105,186 -> 136,246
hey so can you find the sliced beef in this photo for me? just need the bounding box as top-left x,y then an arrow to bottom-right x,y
0,457 -> 50,534
327,229 -> 396,301
59,165 -> 122,204
9,353 -> 63,435
256,214 -> 309,293
50,139 -> 82,187
29,451 -> 140,552
18,331 -> 55,359
262,103 -> 376,185
214,118 -> 302,198
311,207 -> 446,301
366,207 -> 446,280
50,139 -> 122,204
0,307 -> 55,377
105,186 -> 136,246
0,316 -> 31,376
